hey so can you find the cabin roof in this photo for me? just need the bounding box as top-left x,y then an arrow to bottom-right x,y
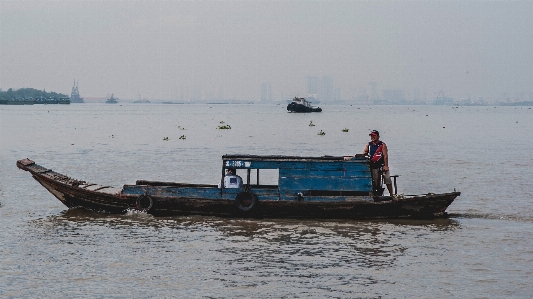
222,154 -> 367,162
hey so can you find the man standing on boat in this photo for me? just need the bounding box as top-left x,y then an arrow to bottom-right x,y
363,130 -> 393,196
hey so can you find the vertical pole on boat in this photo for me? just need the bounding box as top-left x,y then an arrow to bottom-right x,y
392,175 -> 398,195
220,161 -> 225,191
256,169 -> 259,185
247,169 -> 251,186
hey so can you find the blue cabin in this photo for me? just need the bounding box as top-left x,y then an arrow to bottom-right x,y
124,154 -> 373,204
222,154 -> 372,201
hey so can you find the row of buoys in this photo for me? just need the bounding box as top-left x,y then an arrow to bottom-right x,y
310,120 -> 350,136
163,135 -> 186,140
162,121 -> 232,141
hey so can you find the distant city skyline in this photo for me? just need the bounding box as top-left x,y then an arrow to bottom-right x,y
3,76 -> 531,105
2,1 -> 532,103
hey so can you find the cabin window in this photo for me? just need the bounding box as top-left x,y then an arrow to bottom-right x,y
246,169 -> 278,186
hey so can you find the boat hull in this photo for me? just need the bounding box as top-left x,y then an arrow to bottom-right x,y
33,174 -> 132,214
142,193 -> 458,219
287,102 -> 322,113
17,158 -> 459,219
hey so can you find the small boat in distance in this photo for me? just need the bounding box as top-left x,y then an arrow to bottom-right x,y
287,97 -> 322,113
132,99 -> 151,104
105,94 -> 118,104
17,154 -> 459,219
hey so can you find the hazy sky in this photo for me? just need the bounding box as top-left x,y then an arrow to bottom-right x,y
1,1 -> 532,101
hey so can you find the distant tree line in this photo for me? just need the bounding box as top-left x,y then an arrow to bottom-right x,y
0,88 -> 67,101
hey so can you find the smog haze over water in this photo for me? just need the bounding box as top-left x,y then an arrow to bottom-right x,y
1,1 -> 532,102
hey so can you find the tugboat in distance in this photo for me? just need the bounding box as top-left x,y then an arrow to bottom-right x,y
287,97 -> 322,113
106,94 -> 118,104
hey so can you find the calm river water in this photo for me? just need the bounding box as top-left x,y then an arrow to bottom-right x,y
1,103 -> 532,298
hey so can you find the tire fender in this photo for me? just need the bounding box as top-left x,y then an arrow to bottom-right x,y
235,191 -> 258,212
136,194 -> 153,212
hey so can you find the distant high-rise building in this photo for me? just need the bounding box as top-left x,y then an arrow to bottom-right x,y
368,82 -> 378,102
307,76 -> 320,96
191,84 -> 203,102
334,88 -> 341,102
320,76 -> 333,102
261,82 -> 272,102
307,75 -> 334,102
182,87 -> 190,102
382,89 -> 404,103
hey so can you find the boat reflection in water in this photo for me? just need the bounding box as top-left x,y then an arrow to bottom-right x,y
34,207 -> 460,273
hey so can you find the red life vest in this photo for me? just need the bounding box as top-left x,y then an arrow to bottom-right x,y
371,144 -> 383,163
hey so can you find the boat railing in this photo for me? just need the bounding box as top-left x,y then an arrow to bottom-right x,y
135,180 -> 215,188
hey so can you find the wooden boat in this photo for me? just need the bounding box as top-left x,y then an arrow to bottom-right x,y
16,155 -> 460,219
287,97 -> 322,113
